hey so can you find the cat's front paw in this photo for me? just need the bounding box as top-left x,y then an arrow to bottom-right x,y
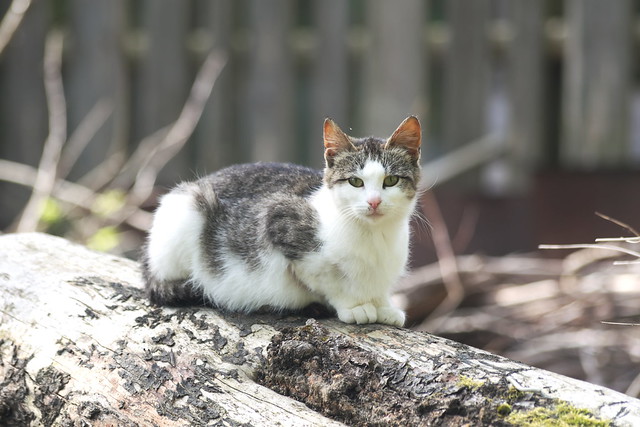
337,303 -> 377,324
376,306 -> 405,327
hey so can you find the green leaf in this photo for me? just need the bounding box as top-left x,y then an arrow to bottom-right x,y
91,190 -> 126,218
87,226 -> 121,252
40,198 -> 63,225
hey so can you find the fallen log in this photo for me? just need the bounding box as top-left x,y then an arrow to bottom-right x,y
0,232 -> 638,426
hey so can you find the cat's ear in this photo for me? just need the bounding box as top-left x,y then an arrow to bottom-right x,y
323,118 -> 354,166
385,116 -> 422,160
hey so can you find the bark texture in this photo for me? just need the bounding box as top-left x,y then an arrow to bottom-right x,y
0,232 -> 639,426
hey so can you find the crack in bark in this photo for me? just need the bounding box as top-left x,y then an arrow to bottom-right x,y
256,320 -> 571,426
0,340 -> 35,426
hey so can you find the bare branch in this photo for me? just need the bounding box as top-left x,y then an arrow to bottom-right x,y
0,0 -> 32,58
539,243 -> 640,259
595,211 -> 640,238
612,260 -> 640,265
0,159 -> 40,189
4,40 -> 226,237
0,159 -> 152,231
76,150 -> 126,191
601,321 -> 640,326
58,98 -> 114,179
419,133 -> 505,190
108,125 -> 171,189
416,192 -> 465,331
626,372 -> 640,398
129,50 -> 227,204
595,237 -> 640,243
15,30 -> 66,232
108,50 -> 227,227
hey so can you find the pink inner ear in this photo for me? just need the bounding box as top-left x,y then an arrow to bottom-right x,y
403,145 -> 420,157
324,148 -> 337,158
385,116 -> 421,157
323,118 -> 354,155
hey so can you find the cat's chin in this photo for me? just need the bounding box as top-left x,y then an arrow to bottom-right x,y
360,211 -> 388,224
359,208 -> 411,226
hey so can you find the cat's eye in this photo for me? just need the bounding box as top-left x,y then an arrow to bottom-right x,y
348,177 -> 364,187
383,175 -> 400,187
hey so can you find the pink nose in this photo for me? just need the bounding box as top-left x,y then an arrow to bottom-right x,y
368,197 -> 381,210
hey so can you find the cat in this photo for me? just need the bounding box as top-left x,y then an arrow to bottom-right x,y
142,116 -> 422,326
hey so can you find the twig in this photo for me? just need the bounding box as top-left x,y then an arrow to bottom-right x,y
15,30 -> 66,232
0,0 -> 32,58
540,213 -> 640,272
110,125 -> 170,189
612,260 -> 640,265
451,206 -> 479,253
397,255 -> 564,294
131,50 -> 227,200
417,192 -> 465,331
58,98 -> 114,180
578,347 -> 605,386
539,244 -> 640,260
77,150 -> 126,191
626,372 -> 640,398
595,237 -> 640,244
113,50 -> 227,226
5,45 -> 226,236
596,212 -> 640,238
419,133 -> 505,190
0,159 -> 153,231
601,321 -> 640,326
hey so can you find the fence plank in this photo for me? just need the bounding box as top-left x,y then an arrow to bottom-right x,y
504,0 -> 545,191
195,0 -> 238,173
561,0 -> 632,168
0,1 -> 47,166
443,0 -> 490,151
308,0 -> 349,168
65,0 -> 127,180
362,0 -> 427,138
3,0 -> 640,217
136,0 -> 190,185
244,0 -> 296,163
0,0 -> 48,227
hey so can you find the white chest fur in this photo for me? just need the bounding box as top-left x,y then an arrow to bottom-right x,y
304,185 -> 412,296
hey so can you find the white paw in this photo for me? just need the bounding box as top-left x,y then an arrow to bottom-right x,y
376,306 -> 405,327
337,303 -> 377,324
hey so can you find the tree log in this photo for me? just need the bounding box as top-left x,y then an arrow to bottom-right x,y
1,232 -> 639,426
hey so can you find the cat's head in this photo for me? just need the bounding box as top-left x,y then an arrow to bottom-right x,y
323,116 -> 422,224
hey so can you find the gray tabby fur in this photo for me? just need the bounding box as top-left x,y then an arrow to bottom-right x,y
142,116 -> 422,325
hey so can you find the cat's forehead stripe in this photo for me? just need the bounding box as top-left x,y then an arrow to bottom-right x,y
359,160 -> 385,180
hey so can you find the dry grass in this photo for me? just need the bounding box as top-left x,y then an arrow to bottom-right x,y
398,213 -> 640,397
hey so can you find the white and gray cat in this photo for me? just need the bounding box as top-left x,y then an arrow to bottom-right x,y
142,116 -> 422,326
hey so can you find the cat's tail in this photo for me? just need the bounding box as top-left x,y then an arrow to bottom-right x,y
141,249 -> 204,306
141,181 -> 214,307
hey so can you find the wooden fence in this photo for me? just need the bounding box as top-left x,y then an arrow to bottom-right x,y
1,0 -> 639,210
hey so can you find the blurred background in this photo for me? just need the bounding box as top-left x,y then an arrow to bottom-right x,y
1,0 -> 640,399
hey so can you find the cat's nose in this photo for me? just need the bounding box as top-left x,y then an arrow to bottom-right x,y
367,197 -> 382,210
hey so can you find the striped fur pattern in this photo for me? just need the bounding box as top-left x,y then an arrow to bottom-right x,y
142,116 -> 422,326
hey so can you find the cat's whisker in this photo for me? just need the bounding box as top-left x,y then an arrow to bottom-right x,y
415,185 -> 430,200
337,206 -> 362,224
418,177 -> 438,194
412,209 -> 433,236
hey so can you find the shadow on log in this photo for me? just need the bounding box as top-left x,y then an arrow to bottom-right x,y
0,233 -> 638,426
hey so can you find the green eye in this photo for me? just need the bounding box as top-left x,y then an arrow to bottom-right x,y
348,177 -> 364,187
383,175 -> 400,187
